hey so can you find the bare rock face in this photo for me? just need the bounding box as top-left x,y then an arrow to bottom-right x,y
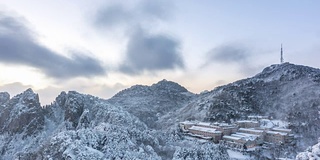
0,88 -> 44,136
62,91 -> 85,129
50,91 -> 87,130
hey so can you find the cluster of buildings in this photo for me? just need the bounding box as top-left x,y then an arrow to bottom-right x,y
179,117 -> 294,150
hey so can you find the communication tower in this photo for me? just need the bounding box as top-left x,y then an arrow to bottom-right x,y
280,44 -> 284,63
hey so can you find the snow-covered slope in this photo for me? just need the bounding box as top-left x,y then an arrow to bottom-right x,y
0,92 -> 9,105
0,89 -> 44,137
0,89 -> 227,159
162,63 -> 320,151
109,79 -> 195,129
1,62 -> 319,159
296,138 -> 320,160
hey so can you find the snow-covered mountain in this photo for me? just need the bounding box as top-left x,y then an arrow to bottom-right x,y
0,62 -> 320,159
109,79 -> 195,129
163,63 -> 320,150
0,89 -> 44,137
0,88 -> 227,159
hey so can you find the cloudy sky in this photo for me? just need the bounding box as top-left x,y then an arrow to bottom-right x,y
1,0 -> 320,104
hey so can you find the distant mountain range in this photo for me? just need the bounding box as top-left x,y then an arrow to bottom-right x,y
0,62 -> 319,159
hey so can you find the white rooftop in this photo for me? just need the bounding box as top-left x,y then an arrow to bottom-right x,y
180,121 -> 196,125
189,126 -> 221,134
223,135 -> 241,141
197,122 -> 211,126
232,133 -> 258,141
236,120 -> 259,123
248,116 -> 268,118
272,128 -> 292,132
219,123 -> 235,127
266,131 -> 287,136
234,132 -> 259,138
239,128 -> 264,133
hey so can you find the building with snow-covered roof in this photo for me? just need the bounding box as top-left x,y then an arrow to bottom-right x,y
272,128 -> 292,134
236,120 -> 260,128
248,115 -> 269,120
232,132 -> 264,145
198,122 -> 238,136
179,121 -> 196,131
222,127 -> 238,136
223,135 -> 241,141
188,126 -> 222,143
197,122 -> 211,127
179,120 -> 295,146
238,128 -> 265,137
220,136 -> 244,150
216,123 -> 238,135
180,121 -> 238,136
265,130 -> 294,144
221,135 -> 257,149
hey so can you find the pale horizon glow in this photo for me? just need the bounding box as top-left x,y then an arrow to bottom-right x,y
1,0 -> 320,104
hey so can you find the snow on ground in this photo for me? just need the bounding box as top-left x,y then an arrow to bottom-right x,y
227,150 -> 253,160
296,138 -> 320,160
260,119 -> 289,129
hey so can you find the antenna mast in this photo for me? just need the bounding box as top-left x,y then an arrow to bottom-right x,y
280,44 -> 284,64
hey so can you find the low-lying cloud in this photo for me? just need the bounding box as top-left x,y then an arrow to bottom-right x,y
0,12 -> 106,79
0,81 -> 127,105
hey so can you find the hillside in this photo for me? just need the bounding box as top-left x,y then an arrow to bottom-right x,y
0,62 -> 319,159
296,138 -> 320,159
162,63 -> 320,151
108,79 -> 195,129
0,89 -> 227,159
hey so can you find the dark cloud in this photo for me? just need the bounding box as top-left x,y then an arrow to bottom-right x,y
93,1 -> 180,75
137,0 -> 172,21
208,44 -> 251,63
94,0 -> 172,29
206,43 -> 261,76
0,12 -> 106,79
94,4 -> 133,28
119,28 -> 183,75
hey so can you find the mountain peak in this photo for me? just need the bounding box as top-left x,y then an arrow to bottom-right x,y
256,63 -> 320,82
151,79 -> 189,93
9,88 -> 40,107
112,80 -> 190,99
0,88 -> 44,136
25,88 -> 34,93
1,63 -> 320,159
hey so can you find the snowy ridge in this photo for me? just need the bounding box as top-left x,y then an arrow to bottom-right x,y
1,63 -> 320,159
0,88 -> 227,159
109,79 -> 195,129
256,62 -> 320,82
158,63 -> 320,158
0,88 -> 44,136
112,79 -> 190,98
